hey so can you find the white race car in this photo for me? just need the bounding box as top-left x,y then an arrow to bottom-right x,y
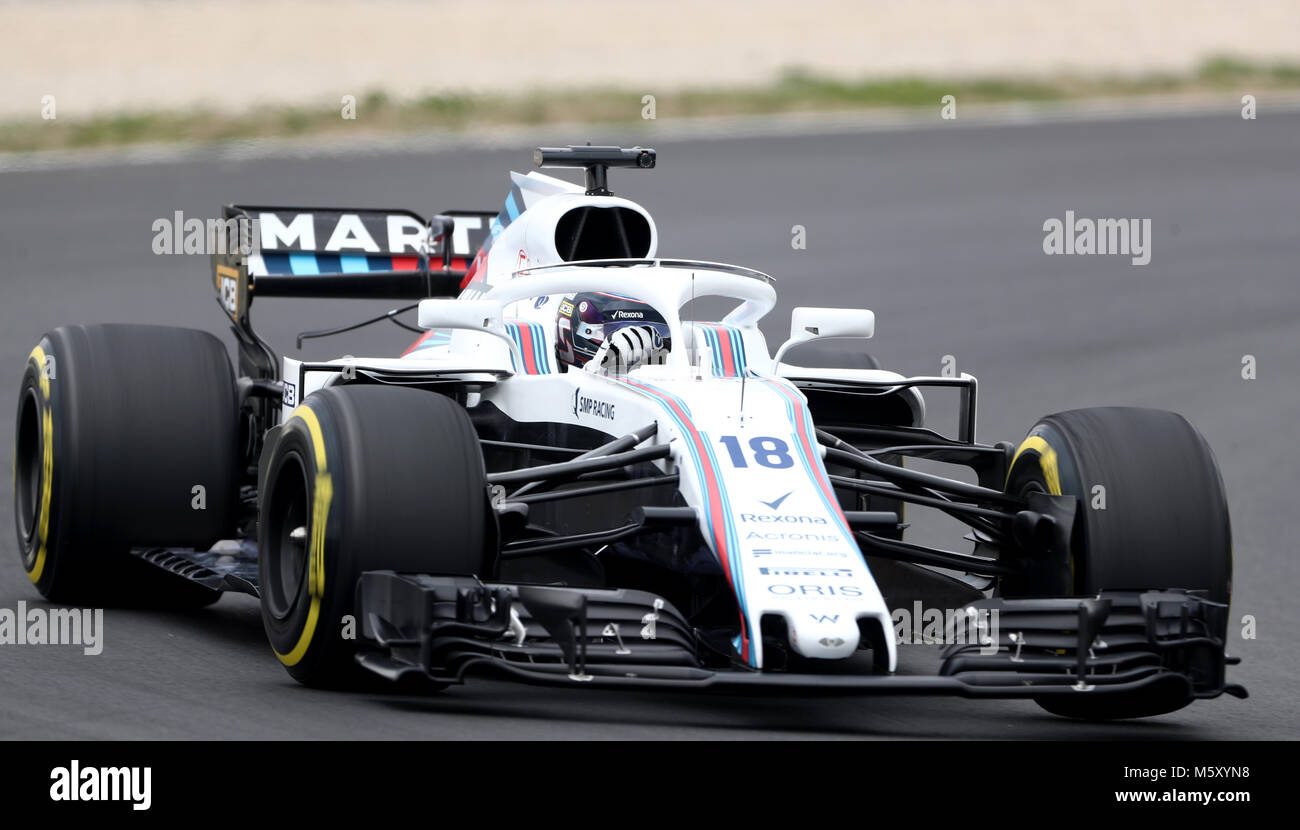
13,146 -> 1243,720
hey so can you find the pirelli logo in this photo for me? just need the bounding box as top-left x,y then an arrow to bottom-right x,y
758,566 -> 854,578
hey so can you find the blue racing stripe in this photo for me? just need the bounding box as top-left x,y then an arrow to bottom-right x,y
698,429 -> 746,618
409,330 -> 451,352
696,325 -> 720,376
503,321 -> 553,375
622,379 -> 755,666
729,326 -> 748,371
262,253 -> 291,275
530,323 -> 551,373
765,379 -> 870,574
509,326 -> 523,372
288,253 -> 319,275
338,254 -> 369,273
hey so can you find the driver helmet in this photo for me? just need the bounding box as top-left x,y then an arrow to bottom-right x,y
555,292 -> 670,369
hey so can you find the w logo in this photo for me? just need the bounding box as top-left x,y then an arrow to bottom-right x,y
809,614 -> 839,624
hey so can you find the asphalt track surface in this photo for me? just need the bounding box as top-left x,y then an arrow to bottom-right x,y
1,111 -> 1297,739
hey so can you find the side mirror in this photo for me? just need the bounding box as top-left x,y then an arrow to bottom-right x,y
418,298 -> 502,332
416,299 -> 519,364
773,307 -> 875,365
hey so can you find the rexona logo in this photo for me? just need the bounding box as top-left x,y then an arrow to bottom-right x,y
573,389 -> 616,420
759,492 -> 792,511
759,566 -> 853,578
740,513 -> 826,525
50,761 -> 151,811
610,309 -> 645,320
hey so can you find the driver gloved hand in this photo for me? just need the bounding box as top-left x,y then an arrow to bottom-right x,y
587,325 -> 668,374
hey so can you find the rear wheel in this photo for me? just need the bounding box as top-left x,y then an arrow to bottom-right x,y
1003,406 -> 1232,719
258,385 -> 494,687
13,324 -> 239,606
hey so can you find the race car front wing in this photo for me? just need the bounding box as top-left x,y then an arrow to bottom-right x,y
354,571 -> 1247,701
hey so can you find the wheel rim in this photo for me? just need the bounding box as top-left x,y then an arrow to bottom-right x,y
265,451 -> 310,620
1018,480 -> 1046,499
15,387 -> 42,549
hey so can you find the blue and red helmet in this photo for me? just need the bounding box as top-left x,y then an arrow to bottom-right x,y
555,292 -> 670,369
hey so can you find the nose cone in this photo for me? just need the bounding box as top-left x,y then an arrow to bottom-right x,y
786,612 -> 861,660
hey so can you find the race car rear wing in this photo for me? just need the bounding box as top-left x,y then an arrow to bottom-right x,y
211,205 -> 495,327
209,204 -> 495,420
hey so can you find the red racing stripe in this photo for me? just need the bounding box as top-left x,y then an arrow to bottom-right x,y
619,377 -> 751,662
765,379 -> 854,534
514,322 -> 539,374
712,325 -> 737,376
401,330 -> 434,357
461,249 -> 487,289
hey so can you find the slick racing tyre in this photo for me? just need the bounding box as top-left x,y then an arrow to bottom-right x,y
14,324 -> 238,606
258,385 -> 493,687
1003,407 -> 1232,720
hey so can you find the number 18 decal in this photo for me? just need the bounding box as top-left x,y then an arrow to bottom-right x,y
718,435 -> 793,468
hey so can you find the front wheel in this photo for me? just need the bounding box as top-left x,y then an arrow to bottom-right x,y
258,385 -> 494,687
1003,406 -> 1232,719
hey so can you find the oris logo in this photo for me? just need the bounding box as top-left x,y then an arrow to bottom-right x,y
767,584 -> 863,598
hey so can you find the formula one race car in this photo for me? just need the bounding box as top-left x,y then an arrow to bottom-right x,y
13,145 -> 1244,720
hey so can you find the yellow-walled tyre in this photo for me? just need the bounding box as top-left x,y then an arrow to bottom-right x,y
1003,406 -> 1232,719
258,384 -> 493,687
13,325 -> 238,605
